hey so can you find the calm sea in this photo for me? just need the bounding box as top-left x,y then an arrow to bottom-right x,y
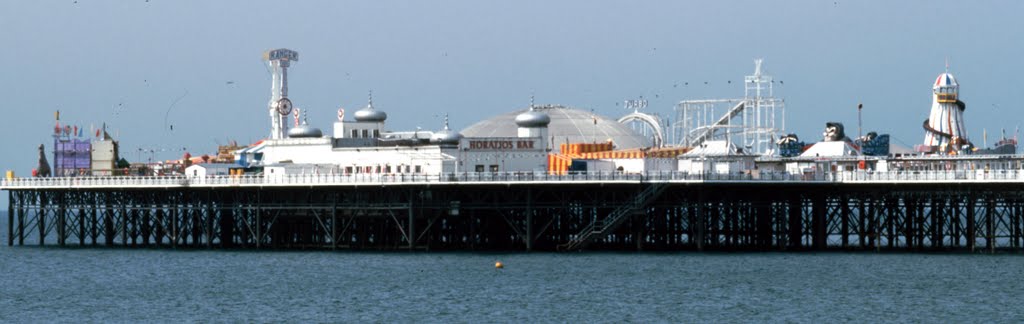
1,211 -> 1022,322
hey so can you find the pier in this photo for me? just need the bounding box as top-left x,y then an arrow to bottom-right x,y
5,171 -> 1024,252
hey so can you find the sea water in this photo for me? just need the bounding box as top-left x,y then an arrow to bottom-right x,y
1,211 -> 1022,322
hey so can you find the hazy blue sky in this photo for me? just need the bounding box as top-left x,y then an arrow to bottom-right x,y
2,0 -> 1023,179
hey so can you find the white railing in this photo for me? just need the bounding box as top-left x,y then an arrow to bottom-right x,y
2,169 -> 1024,189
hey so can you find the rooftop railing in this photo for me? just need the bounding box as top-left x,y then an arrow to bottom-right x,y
2,169 -> 1023,189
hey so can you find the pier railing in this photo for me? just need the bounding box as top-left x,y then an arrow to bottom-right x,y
3,169 -> 1024,189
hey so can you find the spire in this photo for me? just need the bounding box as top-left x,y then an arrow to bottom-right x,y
367,90 -> 374,109
443,113 -> 450,131
529,93 -> 535,111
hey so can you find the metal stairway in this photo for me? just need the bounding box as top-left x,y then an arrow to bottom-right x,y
558,182 -> 668,251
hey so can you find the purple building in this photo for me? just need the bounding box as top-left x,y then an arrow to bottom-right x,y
53,137 -> 91,176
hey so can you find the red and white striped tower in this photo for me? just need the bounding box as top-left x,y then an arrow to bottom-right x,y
922,71 -> 969,153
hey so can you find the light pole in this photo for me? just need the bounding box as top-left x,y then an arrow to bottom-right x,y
857,102 -> 863,142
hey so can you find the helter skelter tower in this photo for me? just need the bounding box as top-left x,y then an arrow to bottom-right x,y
264,48 -> 299,140
921,70 -> 971,154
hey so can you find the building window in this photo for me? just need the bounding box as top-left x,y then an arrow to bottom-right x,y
475,165 -> 484,172
489,165 -> 499,172
344,166 -> 353,174
362,130 -> 369,138
415,165 -> 422,173
373,129 -> 380,138
385,165 -> 392,173
351,130 -> 358,138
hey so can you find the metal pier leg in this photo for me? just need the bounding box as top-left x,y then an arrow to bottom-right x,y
526,189 -> 533,252
952,199 -> 961,248
130,209 -> 138,247
142,209 -> 151,246
967,196 -> 976,252
331,204 -> 337,251
841,195 -> 850,249
871,199 -> 880,251
18,204 -> 25,246
917,199 -> 926,249
635,211 -> 643,252
154,209 -> 164,247
206,203 -> 214,249
58,198 -> 66,247
193,208 -> 203,248
121,206 -> 129,246
1011,200 -> 1019,249
886,199 -> 895,249
905,198 -> 915,250
710,201 -> 721,248
39,193 -> 46,246
858,198 -> 866,249
788,197 -> 801,250
932,199 -> 942,249
104,206 -> 115,246
756,200 -> 771,249
987,198 -> 995,253
79,209 -> 86,246
220,205 -> 233,249
171,208 -> 178,249
696,194 -> 705,251
255,208 -> 260,249
90,208 -> 97,246
812,195 -> 826,250
7,191 -> 13,246
408,200 -> 415,251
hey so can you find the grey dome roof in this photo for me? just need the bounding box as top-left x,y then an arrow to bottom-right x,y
287,120 -> 323,138
430,129 -> 463,145
354,104 -> 387,122
430,115 -> 463,145
514,109 -> 551,128
462,105 -> 652,151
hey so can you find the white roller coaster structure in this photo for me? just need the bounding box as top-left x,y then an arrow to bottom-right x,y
672,59 -> 785,155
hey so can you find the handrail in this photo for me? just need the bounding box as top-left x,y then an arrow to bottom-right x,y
559,181 -> 670,250
3,169 -> 1024,188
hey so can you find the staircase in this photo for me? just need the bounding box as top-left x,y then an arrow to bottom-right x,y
558,182 -> 668,251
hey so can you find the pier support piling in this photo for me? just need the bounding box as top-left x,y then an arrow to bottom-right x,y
4,182 -> 1024,252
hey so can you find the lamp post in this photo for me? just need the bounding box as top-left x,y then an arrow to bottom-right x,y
857,103 -> 863,142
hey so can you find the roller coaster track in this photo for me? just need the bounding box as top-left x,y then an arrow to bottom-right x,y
687,101 -> 745,147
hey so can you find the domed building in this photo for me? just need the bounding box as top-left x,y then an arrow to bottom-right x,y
287,112 -> 323,138
430,115 -> 463,145
461,104 -> 651,152
353,101 -> 387,123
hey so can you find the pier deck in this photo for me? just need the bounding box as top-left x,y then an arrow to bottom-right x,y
5,171 -> 1024,252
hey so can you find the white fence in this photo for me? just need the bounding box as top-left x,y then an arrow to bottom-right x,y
2,170 -> 1024,189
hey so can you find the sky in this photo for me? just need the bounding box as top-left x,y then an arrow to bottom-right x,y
1,1 -> 1023,187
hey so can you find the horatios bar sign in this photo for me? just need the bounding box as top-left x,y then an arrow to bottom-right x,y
468,140 -> 536,150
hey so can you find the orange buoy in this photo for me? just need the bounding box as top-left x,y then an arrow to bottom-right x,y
495,261 -> 504,269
